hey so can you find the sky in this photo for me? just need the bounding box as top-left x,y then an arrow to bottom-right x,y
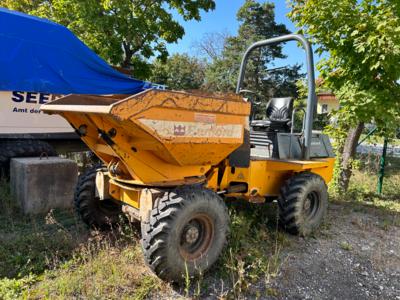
167,0 -> 313,71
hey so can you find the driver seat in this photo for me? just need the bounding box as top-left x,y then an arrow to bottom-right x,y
250,97 -> 294,157
251,97 -> 294,131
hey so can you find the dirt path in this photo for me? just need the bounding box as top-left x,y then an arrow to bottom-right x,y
160,201 -> 400,299
267,202 -> 400,300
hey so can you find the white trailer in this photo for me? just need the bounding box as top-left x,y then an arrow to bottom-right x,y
0,91 -> 73,134
0,91 -> 85,176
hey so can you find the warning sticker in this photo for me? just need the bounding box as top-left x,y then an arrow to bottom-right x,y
139,119 -> 242,139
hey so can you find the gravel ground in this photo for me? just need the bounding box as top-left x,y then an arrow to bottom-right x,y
162,201 -> 400,300
268,202 -> 400,300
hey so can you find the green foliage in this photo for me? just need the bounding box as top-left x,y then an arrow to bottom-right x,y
0,0 -> 215,77
204,0 -> 303,103
314,114 -> 330,131
294,79 -> 308,106
218,201 -> 288,297
292,79 -> 330,131
340,241 -> 352,251
0,178 -> 17,216
0,198 -> 163,299
330,154 -> 400,213
292,79 -> 307,131
288,0 -> 400,134
0,276 -> 36,300
29,239 -> 162,299
0,209 -> 86,279
289,0 -> 400,193
149,53 -> 206,90
131,275 -> 159,300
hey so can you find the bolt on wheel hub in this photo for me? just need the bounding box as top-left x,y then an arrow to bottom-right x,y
179,214 -> 214,261
185,225 -> 200,244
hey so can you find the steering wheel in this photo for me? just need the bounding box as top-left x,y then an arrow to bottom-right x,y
239,89 -> 263,121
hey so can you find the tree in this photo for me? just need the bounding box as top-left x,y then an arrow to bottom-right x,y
204,0 -> 303,106
0,0 -> 215,78
192,31 -> 230,61
149,54 -> 206,90
288,0 -> 400,192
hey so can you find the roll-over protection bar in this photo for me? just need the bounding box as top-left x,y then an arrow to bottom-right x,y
236,34 -> 317,160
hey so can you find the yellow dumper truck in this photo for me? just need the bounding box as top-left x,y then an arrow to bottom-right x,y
42,34 -> 335,281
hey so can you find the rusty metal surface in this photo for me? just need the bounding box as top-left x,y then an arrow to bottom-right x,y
110,89 -> 250,120
41,89 -> 250,186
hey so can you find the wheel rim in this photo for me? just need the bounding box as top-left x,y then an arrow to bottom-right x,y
179,213 -> 214,261
302,191 -> 320,220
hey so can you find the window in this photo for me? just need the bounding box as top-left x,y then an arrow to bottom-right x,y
321,104 -> 328,113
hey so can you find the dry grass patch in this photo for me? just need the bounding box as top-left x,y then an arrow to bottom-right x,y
28,239 -> 165,299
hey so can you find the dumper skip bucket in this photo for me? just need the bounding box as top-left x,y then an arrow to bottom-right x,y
42,89 -> 250,185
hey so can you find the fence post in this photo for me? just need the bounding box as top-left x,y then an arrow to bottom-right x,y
377,137 -> 388,194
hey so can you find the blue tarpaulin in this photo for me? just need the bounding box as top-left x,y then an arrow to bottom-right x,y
0,8 -> 150,94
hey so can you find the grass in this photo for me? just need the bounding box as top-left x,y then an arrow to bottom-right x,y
342,156 -> 400,212
0,176 -> 167,299
0,209 -> 167,299
214,200 -> 288,298
330,155 -> 400,230
340,241 -> 353,251
0,180 -> 87,280
29,238 -> 163,299
0,179 -> 287,299
0,155 -> 399,299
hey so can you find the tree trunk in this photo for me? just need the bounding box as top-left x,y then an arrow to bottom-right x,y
338,122 -> 364,192
121,42 -> 133,68
121,52 -> 132,68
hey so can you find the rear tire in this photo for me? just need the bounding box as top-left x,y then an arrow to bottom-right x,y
0,139 -> 57,178
141,187 -> 229,281
278,172 -> 328,236
74,165 -> 122,229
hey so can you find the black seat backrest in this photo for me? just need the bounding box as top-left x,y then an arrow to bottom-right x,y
266,97 -> 294,122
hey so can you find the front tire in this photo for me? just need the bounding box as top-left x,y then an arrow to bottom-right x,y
278,172 -> 328,236
74,166 -> 122,229
141,187 -> 229,281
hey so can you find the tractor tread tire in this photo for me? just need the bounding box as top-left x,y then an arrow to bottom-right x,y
0,139 -> 57,177
278,172 -> 328,236
74,165 -> 121,229
141,187 -> 229,281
